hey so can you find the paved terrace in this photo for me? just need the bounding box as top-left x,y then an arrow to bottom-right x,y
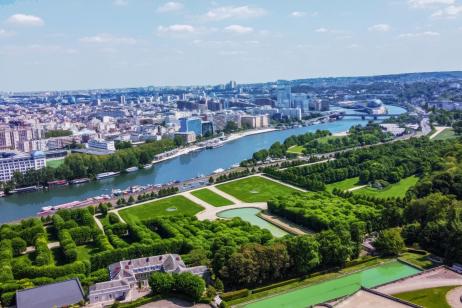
374,266 -> 462,295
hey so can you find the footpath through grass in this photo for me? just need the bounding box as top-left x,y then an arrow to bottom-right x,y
354,176 -> 419,199
325,177 -> 360,192
287,145 -> 305,154
393,286 -> 457,308
433,128 -> 457,141
119,196 -> 204,224
190,188 -> 233,207
216,176 -> 298,203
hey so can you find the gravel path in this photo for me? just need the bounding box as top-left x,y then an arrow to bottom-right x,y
446,286 -> 462,308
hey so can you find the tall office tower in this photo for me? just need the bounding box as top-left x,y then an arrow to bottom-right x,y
276,81 -> 292,109
120,95 -> 126,105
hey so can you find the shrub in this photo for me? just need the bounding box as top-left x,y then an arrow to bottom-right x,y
11,237 -> 27,256
149,272 -> 175,295
173,272 -> 206,302
220,289 -> 250,302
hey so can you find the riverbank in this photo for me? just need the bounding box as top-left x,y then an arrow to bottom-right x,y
152,127 -> 279,165
0,105 -> 407,224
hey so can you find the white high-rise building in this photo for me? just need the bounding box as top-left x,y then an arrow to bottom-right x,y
0,151 -> 46,182
276,82 -> 292,109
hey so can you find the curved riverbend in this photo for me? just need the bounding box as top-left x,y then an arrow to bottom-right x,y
0,105 -> 406,223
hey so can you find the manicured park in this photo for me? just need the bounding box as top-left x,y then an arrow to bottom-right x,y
325,177 -> 360,192
393,286 -> 457,308
190,188 -> 233,207
119,195 -> 204,223
216,176 -> 298,203
354,176 -> 419,198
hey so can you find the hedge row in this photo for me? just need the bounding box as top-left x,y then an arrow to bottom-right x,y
221,289 -> 250,302
90,239 -> 190,271
106,229 -> 129,249
0,240 -> 13,282
13,260 -> 90,279
59,229 -> 78,262
34,234 -> 53,266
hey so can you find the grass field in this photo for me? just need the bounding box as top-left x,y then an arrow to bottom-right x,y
245,261 -> 420,308
433,128 -> 457,141
400,252 -> 434,269
190,188 -> 233,207
47,159 -> 64,168
216,176 -> 298,203
119,196 -> 204,224
317,135 -> 341,144
393,286 -> 457,308
287,145 -> 305,154
325,177 -> 360,192
354,176 -> 419,198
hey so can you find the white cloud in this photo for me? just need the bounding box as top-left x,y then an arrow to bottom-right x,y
224,25 -> 254,34
398,31 -> 440,38
79,34 -> 137,45
0,29 -> 15,37
315,27 -> 329,33
157,2 -> 183,13
291,11 -> 307,17
204,6 -> 266,21
408,0 -> 455,8
432,4 -> 462,18
219,50 -> 247,56
113,0 -> 128,6
157,24 -> 196,35
368,24 -> 391,32
6,14 -> 44,27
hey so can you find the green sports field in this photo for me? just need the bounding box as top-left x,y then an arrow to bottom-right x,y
190,188 -> 233,207
216,176 -> 299,203
246,261 -> 420,308
119,196 -> 204,224
47,159 -> 65,168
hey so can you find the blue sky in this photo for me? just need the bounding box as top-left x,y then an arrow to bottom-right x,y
0,0 -> 461,91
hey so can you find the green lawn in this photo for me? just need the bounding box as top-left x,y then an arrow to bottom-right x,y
433,128 -> 457,141
216,176 -> 299,203
317,135 -> 341,144
287,145 -> 305,154
393,286 -> 457,308
354,176 -> 419,199
325,177 -> 360,193
400,252 -> 434,269
190,188 -> 233,207
119,196 -> 204,224
75,244 -> 100,262
47,159 -> 65,168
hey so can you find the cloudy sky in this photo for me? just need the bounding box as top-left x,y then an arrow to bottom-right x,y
0,0 -> 461,91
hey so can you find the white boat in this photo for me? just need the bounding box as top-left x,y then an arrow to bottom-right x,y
213,168 -> 225,174
96,172 -> 120,180
143,164 -> 153,169
125,166 -> 139,173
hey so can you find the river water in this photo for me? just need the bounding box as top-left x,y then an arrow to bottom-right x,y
0,106 -> 406,223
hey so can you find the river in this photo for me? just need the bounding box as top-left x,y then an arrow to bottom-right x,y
0,105 -> 406,223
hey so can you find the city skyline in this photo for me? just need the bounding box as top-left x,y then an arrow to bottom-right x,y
1,0 -> 462,92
